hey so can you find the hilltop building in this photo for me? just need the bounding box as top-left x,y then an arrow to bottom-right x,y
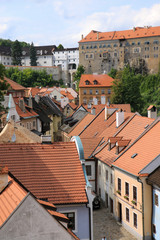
79,26 -> 160,74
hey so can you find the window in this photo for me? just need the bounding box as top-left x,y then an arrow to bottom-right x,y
85,80 -> 90,85
89,89 -> 92,94
101,89 -> 105,94
95,90 -> 99,95
110,173 -> 113,184
83,90 -> 86,95
138,42 -> 141,45
154,54 -> 158,58
126,208 -> 129,222
108,89 -> 111,94
133,48 -> 140,53
83,98 -> 87,104
145,41 -> 150,45
33,121 -> 36,128
114,52 -> 117,57
85,54 -> 88,59
125,182 -> 129,197
103,44 -> 106,48
145,47 -> 149,51
154,46 -> 158,51
11,115 -> 15,121
153,40 -> 159,44
133,213 -> 137,228
99,165 -> 101,175
114,44 -> 118,47
93,80 -> 98,85
86,165 -> 92,176
106,170 -> 108,181
27,122 -> 29,129
103,53 -> 107,58
145,55 -> 149,58
153,224 -> 156,234
132,42 -> 135,46
63,212 -> 75,230
133,186 -> 137,203
155,194 -> 158,206
118,178 -> 121,193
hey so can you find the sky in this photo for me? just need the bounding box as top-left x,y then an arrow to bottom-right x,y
1,0 -> 160,47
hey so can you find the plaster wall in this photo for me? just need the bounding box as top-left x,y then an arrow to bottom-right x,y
152,187 -> 160,240
0,194 -> 76,240
57,205 -> 90,240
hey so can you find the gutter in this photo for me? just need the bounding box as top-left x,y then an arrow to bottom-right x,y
137,177 -> 145,240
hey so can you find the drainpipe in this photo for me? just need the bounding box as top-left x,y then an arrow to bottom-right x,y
137,177 -> 145,240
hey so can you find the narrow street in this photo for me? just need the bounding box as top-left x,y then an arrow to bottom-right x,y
93,206 -> 136,240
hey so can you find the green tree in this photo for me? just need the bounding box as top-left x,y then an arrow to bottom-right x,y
108,68 -> 118,79
57,44 -> 64,50
30,42 -> 37,66
0,64 -> 9,115
11,40 -> 22,65
73,65 -> 85,91
111,65 -> 144,112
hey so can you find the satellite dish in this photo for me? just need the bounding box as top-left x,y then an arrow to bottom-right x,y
11,133 -> 16,142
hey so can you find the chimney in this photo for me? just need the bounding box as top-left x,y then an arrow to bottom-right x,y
116,110 -> 124,127
0,166 -> 8,192
101,95 -> 106,104
41,135 -> 52,144
91,107 -> 96,115
105,106 -> 108,120
97,32 -> 99,40
87,103 -> 91,109
147,105 -> 157,119
28,96 -> 32,108
81,34 -> 83,40
35,95 -> 40,103
19,99 -> 25,112
93,96 -> 98,105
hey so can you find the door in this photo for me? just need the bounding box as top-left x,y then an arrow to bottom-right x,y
110,198 -> 113,213
118,202 -> 122,223
105,193 -> 108,208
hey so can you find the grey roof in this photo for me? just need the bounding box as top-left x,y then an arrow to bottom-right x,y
139,154 -> 160,175
22,45 -> 56,57
147,166 -> 160,188
0,46 -> 11,56
61,110 -> 88,133
53,47 -> 79,53
40,96 -> 63,117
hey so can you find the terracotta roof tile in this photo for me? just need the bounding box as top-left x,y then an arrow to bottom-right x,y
79,26 -> 160,43
1,142 -> 88,205
47,209 -> 69,222
0,176 -> 27,226
112,119 -> 160,176
61,90 -> 74,100
95,115 -> 154,166
27,87 -> 40,97
4,77 -> 26,90
79,74 -> 113,88
81,137 -> 103,159
68,114 -> 95,137
68,102 -> 78,110
14,97 -> 38,119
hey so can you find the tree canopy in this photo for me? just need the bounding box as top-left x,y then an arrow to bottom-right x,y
0,64 -> 9,115
11,40 -> 22,66
73,65 -> 85,91
30,42 -> 37,66
57,44 -> 64,50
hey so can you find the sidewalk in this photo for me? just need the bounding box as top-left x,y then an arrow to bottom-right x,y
93,206 -> 136,240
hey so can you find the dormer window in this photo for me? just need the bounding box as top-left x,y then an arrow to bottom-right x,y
85,80 -> 90,85
93,80 -> 98,85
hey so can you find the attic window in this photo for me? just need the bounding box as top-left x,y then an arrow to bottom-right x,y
131,153 -> 138,159
85,80 -> 90,85
93,80 -> 98,85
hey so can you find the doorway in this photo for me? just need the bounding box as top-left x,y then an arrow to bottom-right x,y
118,202 -> 122,223
110,198 -> 113,213
105,193 -> 108,208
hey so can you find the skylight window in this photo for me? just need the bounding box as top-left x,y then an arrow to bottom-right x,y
131,153 -> 138,158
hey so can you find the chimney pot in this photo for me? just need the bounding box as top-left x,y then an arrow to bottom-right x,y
116,111 -> 124,127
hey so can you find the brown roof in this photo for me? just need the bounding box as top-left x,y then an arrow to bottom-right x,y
79,74 -> 113,88
4,77 -> 26,91
1,142 -> 88,205
27,87 -> 40,97
96,115 -> 154,167
113,119 -> 160,176
14,97 -> 38,119
68,102 -> 78,110
79,26 -> 160,43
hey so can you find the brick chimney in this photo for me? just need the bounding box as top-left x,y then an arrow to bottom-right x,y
0,166 -> 8,192
147,105 -> 157,119
91,106 -> 96,115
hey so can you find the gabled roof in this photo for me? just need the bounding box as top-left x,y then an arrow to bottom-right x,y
14,97 -> 38,119
41,96 -> 63,117
81,137 -> 103,159
79,26 -> 160,43
67,102 -> 78,110
95,115 -> 154,166
0,176 -> 28,226
61,90 -> 74,100
27,87 -> 41,97
0,120 -> 41,143
79,74 -> 113,88
4,77 -> 26,91
1,142 -> 88,205
112,119 -> 160,176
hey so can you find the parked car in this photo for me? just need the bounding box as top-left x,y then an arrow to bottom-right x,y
93,196 -> 101,209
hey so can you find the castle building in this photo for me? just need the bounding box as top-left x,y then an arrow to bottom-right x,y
79,26 -> 160,74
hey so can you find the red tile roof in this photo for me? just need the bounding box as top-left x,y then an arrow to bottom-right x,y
4,77 -> 26,90
1,142 -> 88,205
112,119 -> 160,176
96,115 -> 154,167
68,114 -> 95,137
27,87 -> 40,97
68,102 -> 78,110
79,74 -> 113,88
14,97 -> 38,119
0,176 -> 27,226
81,137 -> 103,159
79,26 -> 160,43
61,90 -> 74,100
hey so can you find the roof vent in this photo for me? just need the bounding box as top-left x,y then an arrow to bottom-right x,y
131,153 -> 138,158
144,124 -> 149,129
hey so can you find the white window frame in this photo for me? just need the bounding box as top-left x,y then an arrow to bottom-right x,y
61,209 -> 77,233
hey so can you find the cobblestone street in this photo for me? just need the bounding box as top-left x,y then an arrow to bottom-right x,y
93,206 -> 137,240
